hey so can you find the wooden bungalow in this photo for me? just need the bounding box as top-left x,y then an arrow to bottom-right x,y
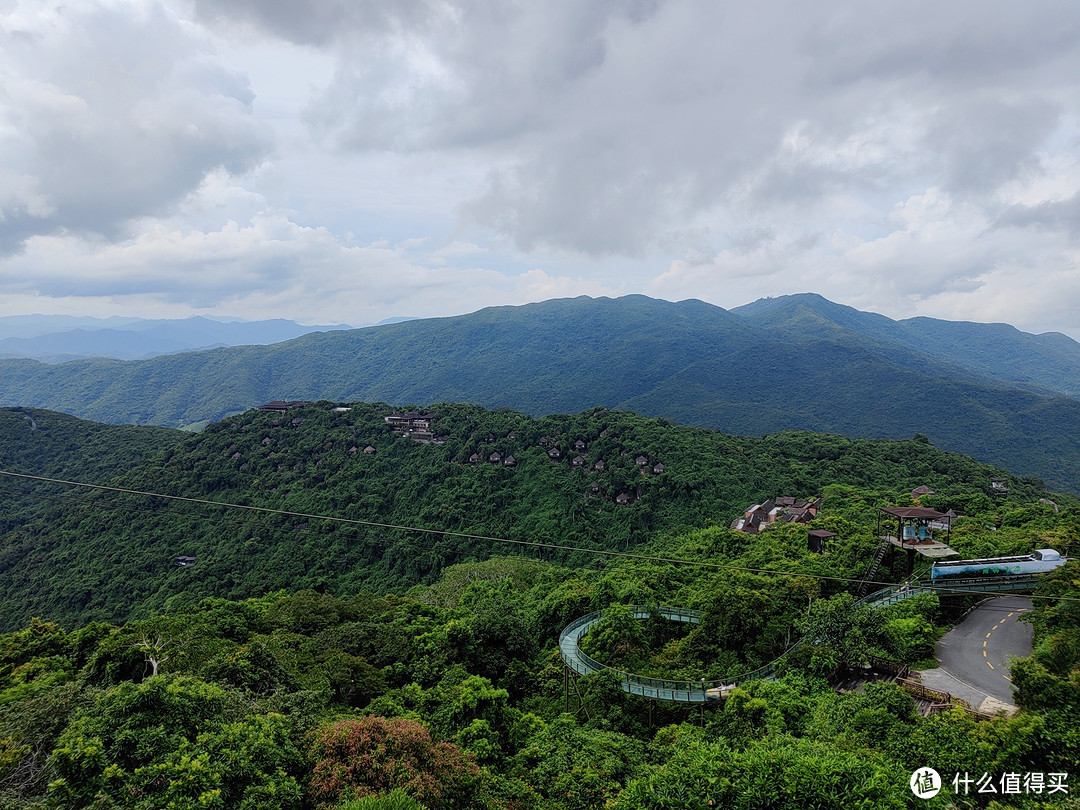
807,529 -> 836,554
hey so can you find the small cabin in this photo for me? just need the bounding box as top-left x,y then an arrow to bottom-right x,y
807,530 -> 835,554
503,455 -> 517,467
175,555 -> 197,567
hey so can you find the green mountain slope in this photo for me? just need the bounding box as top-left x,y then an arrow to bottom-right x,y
3,295 -> 1080,489
0,407 -> 182,483
734,293 -> 1080,397
0,402 -> 1050,632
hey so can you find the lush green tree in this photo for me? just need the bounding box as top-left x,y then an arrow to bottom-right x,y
336,789 -> 426,810
511,715 -> 644,810
614,734 -> 910,810
47,675 -> 303,809
792,593 -> 881,676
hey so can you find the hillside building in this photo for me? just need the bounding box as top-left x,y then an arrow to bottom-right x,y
731,496 -> 821,533
384,411 -> 436,442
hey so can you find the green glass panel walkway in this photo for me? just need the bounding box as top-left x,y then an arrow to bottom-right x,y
558,575 -> 1042,703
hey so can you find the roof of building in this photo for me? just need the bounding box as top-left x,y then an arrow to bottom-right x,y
880,506 -> 948,519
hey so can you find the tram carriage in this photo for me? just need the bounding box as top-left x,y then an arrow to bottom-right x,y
930,548 -> 1065,580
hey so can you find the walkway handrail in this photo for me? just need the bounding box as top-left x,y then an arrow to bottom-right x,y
559,604 -> 783,694
559,572 -> 1043,703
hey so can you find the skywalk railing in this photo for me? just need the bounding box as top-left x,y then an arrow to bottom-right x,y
559,573 -> 1040,702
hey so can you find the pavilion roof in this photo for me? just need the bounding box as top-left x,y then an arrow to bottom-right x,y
879,506 -> 948,519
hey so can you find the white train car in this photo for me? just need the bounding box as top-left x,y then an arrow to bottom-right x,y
930,548 -> 1066,580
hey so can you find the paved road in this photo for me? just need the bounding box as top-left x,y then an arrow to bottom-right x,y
934,596 -> 1033,709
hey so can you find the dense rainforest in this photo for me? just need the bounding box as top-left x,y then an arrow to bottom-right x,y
0,402 -> 1056,632
0,404 -> 1078,808
4,294 -> 1080,491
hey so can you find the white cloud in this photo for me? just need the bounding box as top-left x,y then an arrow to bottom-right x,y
0,205 -> 620,324
0,0 -> 269,252
3,0 -> 1080,341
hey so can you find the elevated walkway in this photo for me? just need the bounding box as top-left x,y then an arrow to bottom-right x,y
558,573 -> 1042,703
923,574 -> 1041,594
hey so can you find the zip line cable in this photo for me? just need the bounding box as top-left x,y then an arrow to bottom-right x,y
1,469 -> 1077,604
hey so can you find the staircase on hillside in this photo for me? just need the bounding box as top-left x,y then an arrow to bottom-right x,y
858,540 -> 891,597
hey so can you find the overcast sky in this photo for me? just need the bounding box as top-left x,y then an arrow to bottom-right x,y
2,1 -> 1080,337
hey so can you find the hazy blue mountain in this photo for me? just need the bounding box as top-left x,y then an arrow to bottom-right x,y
0,314 -> 144,340
0,315 -> 355,361
2,294 -> 1080,490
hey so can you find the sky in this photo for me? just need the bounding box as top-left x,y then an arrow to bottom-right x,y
2,1 -> 1080,337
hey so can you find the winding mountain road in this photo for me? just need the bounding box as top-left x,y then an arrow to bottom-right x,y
930,596 -> 1033,710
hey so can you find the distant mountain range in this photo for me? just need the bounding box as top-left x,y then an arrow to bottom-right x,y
3,293 -> 1080,491
0,314 -> 357,362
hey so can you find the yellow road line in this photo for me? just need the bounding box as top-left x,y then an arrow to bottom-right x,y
983,650 -> 987,657
987,662 -> 995,670
986,632 -> 992,638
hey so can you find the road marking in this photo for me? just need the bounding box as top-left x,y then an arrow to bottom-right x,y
987,662 -> 995,670
986,632 -> 992,638
982,641 -> 987,647
992,624 -> 999,631
1007,612 -> 1014,617
983,650 -> 987,657
1004,675 -> 1012,682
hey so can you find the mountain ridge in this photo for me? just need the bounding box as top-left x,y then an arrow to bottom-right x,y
3,293 -> 1080,490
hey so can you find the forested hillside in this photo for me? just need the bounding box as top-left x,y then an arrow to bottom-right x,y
3,295 -> 1080,491
0,442 -> 1077,808
0,401 -> 1059,635
735,293 -> 1080,398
